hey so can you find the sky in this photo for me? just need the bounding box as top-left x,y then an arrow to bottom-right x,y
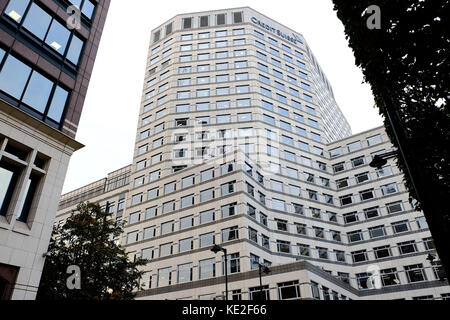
61,0 -> 384,194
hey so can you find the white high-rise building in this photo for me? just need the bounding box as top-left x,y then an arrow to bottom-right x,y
56,7 -> 449,300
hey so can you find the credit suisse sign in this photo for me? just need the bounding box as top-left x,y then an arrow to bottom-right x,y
251,17 -> 303,46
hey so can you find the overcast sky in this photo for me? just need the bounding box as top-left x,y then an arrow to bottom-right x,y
61,0 -> 384,194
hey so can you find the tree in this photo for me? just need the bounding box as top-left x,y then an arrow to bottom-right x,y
36,202 -> 148,300
332,0 -> 450,277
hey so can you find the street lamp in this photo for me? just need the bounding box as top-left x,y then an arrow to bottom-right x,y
369,150 -> 397,169
211,244 -> 228,301
258,263 -> 271,301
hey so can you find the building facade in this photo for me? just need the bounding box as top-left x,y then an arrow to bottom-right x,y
0,0 -> 110,300
56,7 -> 449,300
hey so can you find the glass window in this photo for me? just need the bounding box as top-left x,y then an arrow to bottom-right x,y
200,209 -> 215,224
179,237 -> 193,253
199,232 -> 215,248
177,263 -> 193,283
22,3 -> 52,40
22,71 -> 53,113
0,55 -> 32,100
199,258 -> 215,279
181,194 -> 194,208
81,0 -> 95,19
45,19 -> 70,54
157,267 -> 171,287
200,188 -> 214,202
179,215 -> 194,230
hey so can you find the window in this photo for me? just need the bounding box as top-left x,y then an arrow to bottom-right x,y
199,16 -> 209,28
381,183 -> 398,195
200,188 -> 215,202
360,189 -> 376,201
398,241 -> 417,255
340,194 -> 353,206
141,247 -> 154,260
223,226 -> 239,242
392,220 -> 410,233
272,198 -> 286,211
143,226 -> 156,239
332,162 -> 345,173
180,194 -> 194,208
278,281 -> 301,300
124,231 -> 139,246
314,227 -> 324,238
352,250 -> 368,263
181,175 -> 195,188
348,230 -> 363,243
405,264 -> 427,283
0,54 -> 70,125
347,141 -> 362,153
216,87 -> 229,95
198,258 -> 215,279
131,193 -> 143,206
233,28 -> 244,35
386,201 -> 404,214
364,207 -> 380,219
199,209 -> 215,225
222,253 -> 240,275
317,247 -> 329,260
355,172 -> 370,184
374,245 -> 392,259
276,219 -> 288,232
336,178 -> 350,189
216,14 -> 226,25
352,156 -> 365,167
416,216 -> 429,229
369,225 -> 386,238
160,221 -> 174,235
367,134 -> 382,146
147,187 -> 159,200
177,263 -> 193,284
198,64 -> 210,72
182,17 -> 193,29
235,72 -> 249,81
179,237 -> 194,253
335,250 -> 346,262
277,240 -> 291,254
234,49 -> 246,57
376,166 -> 393,178
199,232 -> 215,248
145,206 -> 157,219
221,181 -> 236,195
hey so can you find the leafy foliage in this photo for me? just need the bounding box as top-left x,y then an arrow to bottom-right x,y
37,202 -> 148,300
332,0 -> 450,275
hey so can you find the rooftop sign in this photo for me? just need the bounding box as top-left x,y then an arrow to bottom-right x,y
251,17 -> 303,45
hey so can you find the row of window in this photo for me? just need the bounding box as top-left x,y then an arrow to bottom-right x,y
329,135 -> 383,158
0,137 -> 47,223
3,0 -> 85,66
0,50 -> 70,128
153,12 -> 245,44
356,263 -> 443,289
249,218 -> 429,253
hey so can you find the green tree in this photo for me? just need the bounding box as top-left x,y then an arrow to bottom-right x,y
332,0 -> 450,277
36,202 -> 148,300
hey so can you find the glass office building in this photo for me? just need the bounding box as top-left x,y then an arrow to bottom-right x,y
0,0 -> 110,300
56,7 -> 450,300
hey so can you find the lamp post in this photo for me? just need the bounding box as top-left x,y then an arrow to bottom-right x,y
258,263 -> 271,301
369,150 -> 397,169
211,244 -> 228,301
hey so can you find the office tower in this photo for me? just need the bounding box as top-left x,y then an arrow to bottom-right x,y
56,7 -> 450,300
0,0 -> 110,300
